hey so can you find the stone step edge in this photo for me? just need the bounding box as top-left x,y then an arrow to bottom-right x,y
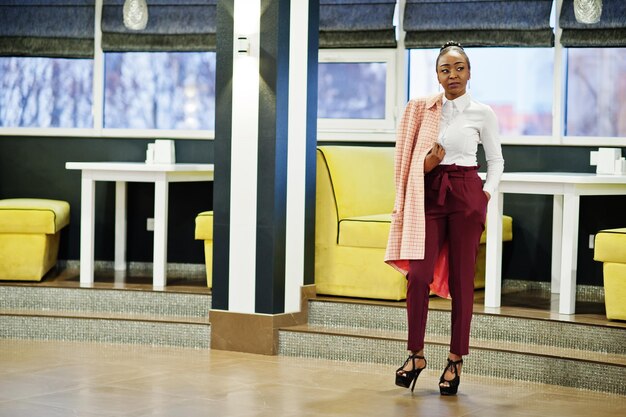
0,309 -> 211,326
279,324 -> 626,368
309,298 -> 625,331
0,283 -> 212,297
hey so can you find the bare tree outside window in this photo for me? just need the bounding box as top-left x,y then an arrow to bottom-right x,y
104,52 -> 216,130
566,48 -> 626,137
318,62 -> 386,120
0,57 -> 93,128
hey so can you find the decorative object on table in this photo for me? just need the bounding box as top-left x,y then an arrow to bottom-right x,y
123,0 -> 149,30
573,0 -> 602,24
146,140 -> 176,165
590,148 -> 625,175
145,143 -> 155,163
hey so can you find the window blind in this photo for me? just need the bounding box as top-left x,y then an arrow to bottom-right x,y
560,0 -> 626,47
0,0 -> 95,58
101,0 -> 217,52
319,0 -> 397,48
404,0 -> 554,48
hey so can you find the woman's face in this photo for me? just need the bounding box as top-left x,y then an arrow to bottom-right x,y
437,50 -> 470,100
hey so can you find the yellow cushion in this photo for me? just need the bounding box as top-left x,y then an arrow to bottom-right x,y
195,211 -> 213,240
603,262 -> 626,320
338,213 -> 513,249
0,198 -> 70,234
339,213 -> 391,248
479,215 -> 514,244
594,228 -> 626,264
318,146 -> 395,220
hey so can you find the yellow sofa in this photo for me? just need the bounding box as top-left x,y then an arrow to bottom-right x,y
194,211 -> 213,288
315,145 -> 513,300
0,198 -> 70,281
594,228 -> 626,320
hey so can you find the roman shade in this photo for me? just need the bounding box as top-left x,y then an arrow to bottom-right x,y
319,0 -> 397,48
404,0 -> 554,48
101,0 -> 217,52
0,0 -> 95,58
560,0 -> 626,47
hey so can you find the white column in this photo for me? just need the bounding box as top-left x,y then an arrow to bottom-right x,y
559,191 -> 580,314
551,194 -> 563,293
284,0 -> 309,313
79,174 -> 96,287
484,190 -> 504,308
229,0 -> 261,313
114,181 -> 127,271
153,176 -> 169,288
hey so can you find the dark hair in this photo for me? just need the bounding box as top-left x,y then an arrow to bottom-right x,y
436,41 -> 471,71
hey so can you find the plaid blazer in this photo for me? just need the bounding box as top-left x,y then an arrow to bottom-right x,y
385,93 -> 444,278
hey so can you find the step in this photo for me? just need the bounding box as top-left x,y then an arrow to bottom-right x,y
307,298 -> 626,354
0,284 -> 212,349
0,284 -> 211,319
278,324 -> 626,395
278,297 -> 626,395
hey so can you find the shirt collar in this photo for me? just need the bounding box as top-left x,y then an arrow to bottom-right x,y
442,92 -> 471,112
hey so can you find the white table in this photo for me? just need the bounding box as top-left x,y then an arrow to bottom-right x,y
482,172 -> 626,314
66,162 -> 214,289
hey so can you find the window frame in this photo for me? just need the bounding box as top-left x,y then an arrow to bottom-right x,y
0,0 -> 625,146
317,48 -> 397,141
0,0 -> 216,141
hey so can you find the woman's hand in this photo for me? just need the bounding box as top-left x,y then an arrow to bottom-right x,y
424,143 -> 445,173
484,191 -> 491,201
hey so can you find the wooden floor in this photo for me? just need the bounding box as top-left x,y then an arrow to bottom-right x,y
0,339 -> 624,417
2,268 -> 625,415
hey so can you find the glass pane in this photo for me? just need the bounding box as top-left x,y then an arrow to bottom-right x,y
409,48 -> 553,136
0,57 -> 93,128
104,52 -> 216,130
566,48 -> 626,137
318,62 -> 386,119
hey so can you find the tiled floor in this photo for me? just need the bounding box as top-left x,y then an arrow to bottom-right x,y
0,340 -> 624,417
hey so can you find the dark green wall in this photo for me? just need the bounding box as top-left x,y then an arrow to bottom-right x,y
1,136 -> 624,286
0,136 -> 214,264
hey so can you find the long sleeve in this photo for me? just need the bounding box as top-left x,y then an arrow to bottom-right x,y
480,106 -> 504,196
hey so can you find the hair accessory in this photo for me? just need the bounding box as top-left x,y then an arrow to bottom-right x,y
440,41 -> 463,51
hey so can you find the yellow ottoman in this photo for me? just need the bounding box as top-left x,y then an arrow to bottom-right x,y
0,198 -> 70,281
474,215 -> 514,289
194,211 -> 213,288
594,228 -> 626,320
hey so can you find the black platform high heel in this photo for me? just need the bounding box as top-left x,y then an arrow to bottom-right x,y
439,358 -> 463,396
395,354 -> 426,392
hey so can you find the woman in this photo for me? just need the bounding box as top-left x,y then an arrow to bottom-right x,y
385,41 -> 504,395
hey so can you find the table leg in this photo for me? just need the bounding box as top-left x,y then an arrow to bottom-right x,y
559,193 -> 579,315
484,191 -> 504,308
114,181 -> 127,271
551,194 -> 563,293
80,176 -> 95,287
153,178 -> 169,288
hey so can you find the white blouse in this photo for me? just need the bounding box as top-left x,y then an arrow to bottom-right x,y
438,93 -> 504,196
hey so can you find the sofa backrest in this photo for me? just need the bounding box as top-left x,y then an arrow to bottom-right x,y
317,146 -> 395,220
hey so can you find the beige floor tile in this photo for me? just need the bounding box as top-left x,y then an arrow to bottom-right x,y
0,340 -> 624,417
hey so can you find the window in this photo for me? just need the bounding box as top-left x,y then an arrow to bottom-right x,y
565,48 -> 626,138
318,62 -> 386,119
318,49 -> 396,132
0,57 -> 93,128
408,48 -> 554,137
104,52 -> 216,131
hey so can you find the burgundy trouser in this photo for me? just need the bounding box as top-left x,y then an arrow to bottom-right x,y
406,164 -> 487,356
